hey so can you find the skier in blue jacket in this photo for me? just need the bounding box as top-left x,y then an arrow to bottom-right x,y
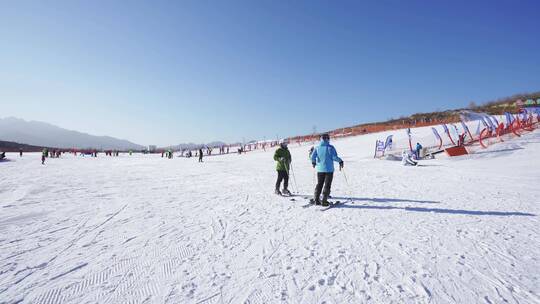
310,133 -> 344,206
415,142 -> 423,159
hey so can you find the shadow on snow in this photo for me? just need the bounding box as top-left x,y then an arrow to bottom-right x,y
332,204 -> 535,217
291,195 -> 535,216
330,197 -> 440,204
473,147 -> 525,155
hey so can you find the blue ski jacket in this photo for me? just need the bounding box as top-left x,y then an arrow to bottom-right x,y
311,140 -> 342,173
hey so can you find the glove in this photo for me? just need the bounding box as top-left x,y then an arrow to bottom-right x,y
312,162 -> 316,168
339,161 -> 344,170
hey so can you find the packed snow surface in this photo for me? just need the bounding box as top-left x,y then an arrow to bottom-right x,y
1,127 -> 539,304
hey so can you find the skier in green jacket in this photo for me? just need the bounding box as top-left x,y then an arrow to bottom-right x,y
273,139 -> 292,195
41,148 -> 48,165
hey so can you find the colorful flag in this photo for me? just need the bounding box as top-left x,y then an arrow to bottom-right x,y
384,135 -> 393,150
505,112 -> 514,127
431,127 -> 442,141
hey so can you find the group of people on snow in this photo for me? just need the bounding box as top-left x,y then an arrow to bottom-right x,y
41,148 -> 63,164
274,133 -> 430,204
401,150 -> 418,166
273,133 -> 344,207
401,142 -> 424,166
105,150 -> 120,156
161,150 -> 173,159
218,146 -> 229,154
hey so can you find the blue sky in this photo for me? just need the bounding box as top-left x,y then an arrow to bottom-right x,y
1,0 -> 539,145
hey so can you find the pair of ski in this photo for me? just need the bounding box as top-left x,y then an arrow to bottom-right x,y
277,193 -> 344,210
303,199 -> 344,211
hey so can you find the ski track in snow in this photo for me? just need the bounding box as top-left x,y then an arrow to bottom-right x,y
0,127 -> 539,303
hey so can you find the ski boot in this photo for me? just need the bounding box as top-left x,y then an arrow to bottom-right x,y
275,189 -> 282,195
310,198 -> 321,205
321,194 -> 330,207
282,188 -> 291,196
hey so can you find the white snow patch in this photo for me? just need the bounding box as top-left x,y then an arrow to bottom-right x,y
0,127 -> 539,303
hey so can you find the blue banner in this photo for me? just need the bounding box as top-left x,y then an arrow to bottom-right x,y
431,127 -> 441,141
505,112 -> 514,127
460,121 -> 470,136
384,135 -> 393,150
481,116 -> 492,130
442,124 -> 449,134
490,116 -> 499,127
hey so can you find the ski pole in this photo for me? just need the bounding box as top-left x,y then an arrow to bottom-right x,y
289,163 -> 300,194
283,161 -> 297,194
341,167 -> 353,202
342,167 -> 350,187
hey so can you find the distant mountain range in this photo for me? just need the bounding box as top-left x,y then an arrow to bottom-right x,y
163,141 -> 241,151
0,117 -> 145,150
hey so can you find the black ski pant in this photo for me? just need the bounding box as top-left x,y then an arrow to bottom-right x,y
275,170 -> 289,190
315,172 -> 334,199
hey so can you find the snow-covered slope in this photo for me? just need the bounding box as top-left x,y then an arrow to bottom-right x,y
0,127 -> 539,303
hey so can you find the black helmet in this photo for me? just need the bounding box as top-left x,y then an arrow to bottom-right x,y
321,133 -> 330,141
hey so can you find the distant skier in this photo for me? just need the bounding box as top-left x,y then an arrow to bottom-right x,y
415,142 -> 423,159
19,148 -> 23,157
41,148 -> 47,165
310,134 -> 343,206
0,152 -> 5,160
387,137 -> 393,150
402,150 -> 418,166
198,148 -> 203,162
457,133 -> 466,146
273,139 -> 292,195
